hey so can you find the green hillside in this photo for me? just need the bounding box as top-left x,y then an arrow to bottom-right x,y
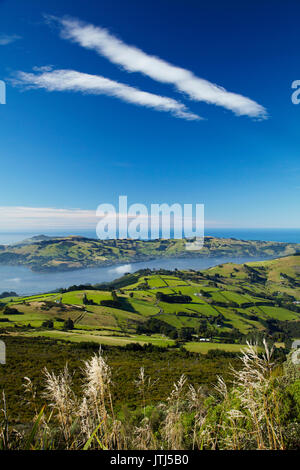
1,254 -> 299,352
0,235 -> 299,272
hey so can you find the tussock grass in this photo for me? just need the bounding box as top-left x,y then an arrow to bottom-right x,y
1,342 -> 299,450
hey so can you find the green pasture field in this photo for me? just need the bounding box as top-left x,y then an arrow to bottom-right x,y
1,254 -> 299,352
184,342 -> 253,353
21,329 -> 175,347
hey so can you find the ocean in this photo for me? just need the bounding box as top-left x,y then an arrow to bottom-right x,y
0,228 -> 300,245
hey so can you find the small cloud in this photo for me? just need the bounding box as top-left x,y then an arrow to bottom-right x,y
0,34 -> 21,46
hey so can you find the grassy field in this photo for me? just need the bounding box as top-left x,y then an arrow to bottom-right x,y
1,254 -> 299,352
184,342 -> 256,353
20,329 -> 175,347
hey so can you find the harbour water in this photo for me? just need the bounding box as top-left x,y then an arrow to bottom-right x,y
0,256 -> 266,296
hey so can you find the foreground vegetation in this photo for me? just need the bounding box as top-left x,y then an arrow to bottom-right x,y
0,234 -> 299,272
0,335 -> 242,424
1,341 -> 299,450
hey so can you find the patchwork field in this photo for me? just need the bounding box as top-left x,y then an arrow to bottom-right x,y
1,254 -> 299,352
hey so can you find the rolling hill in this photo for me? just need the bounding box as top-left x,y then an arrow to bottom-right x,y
0,235 -> 299,272
1,254 -> 299,352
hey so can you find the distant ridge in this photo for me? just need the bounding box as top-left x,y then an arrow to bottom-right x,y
0,235 -> 299,272
13,234 -> 54,245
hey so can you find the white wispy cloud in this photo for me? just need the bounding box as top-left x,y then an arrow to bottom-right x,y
14,68 -> 200,120
50,16 -> 267,119
0,206 -> 222,231
0,34 -> 21,45
0,206 -> 99,229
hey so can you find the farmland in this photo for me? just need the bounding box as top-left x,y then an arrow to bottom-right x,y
0,253 -> 299,438
0,254 -> 299,352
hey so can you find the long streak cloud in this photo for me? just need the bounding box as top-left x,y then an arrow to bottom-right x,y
14,68 -> 201,120
52,16 -> 267,119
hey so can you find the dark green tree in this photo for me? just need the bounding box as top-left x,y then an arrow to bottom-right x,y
64,318 -> 74,330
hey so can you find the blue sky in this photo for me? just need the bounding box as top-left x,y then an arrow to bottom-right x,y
0,0 -> 299,231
